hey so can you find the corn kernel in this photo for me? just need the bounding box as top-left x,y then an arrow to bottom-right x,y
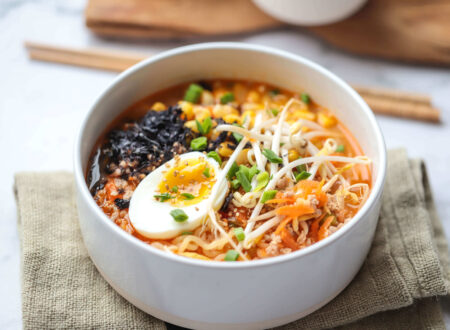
218,142 -> 233,157
223,114 -> 241,124
247,91 -> 260,103
201,90 -> 214,105
291,110 -> 316,121
236,148 -> 250,165
184,120 -> 198,133
151,102 -> 166,111
193,106 -> 211,121
288,149 -> 301,162
318,113 -> 337,128
179,101 -> 194,120
212,104 -> 239,118
241,110 -> 256,126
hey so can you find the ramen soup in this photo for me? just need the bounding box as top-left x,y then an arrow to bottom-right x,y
87,80 -> 371,262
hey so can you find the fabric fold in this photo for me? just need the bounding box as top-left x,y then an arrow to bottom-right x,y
15,149 -> 450,329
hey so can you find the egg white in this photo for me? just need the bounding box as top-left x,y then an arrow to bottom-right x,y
128,152 -> 228,239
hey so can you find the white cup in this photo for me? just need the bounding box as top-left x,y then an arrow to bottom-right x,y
252,0 -> 368,26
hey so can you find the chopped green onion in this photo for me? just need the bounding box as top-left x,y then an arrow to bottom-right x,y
220,92 -> 235,104
295,171 -> 311,182
207,151 -> 222,165
181,193 -> 195,200
296,162 -> 306,174
336,145 -> 345,153
234,227 -> 245,242
248,165 -> 260,181
231,179 -> 241,189
190,137 -> 207,151
154,193 -> 174,202
171,186 -> 178,193
170,209 -> 188,222
184,84 -> 203,103
224,250 -> 239,261
236,170 -> 252,192
301,92 -> 310,104
203,167 -> 210,178
232,123 -> 243,143
196,116 -> 212,135
233,132 -> 243,143
181,231 -> 193,235
271,108 -> 279,116
260,190 -> 278,203
227,161 -> 239,180
238,165 -> 250,178
254,171 -> 269,192
262,149 -> 283,164
231,178 -> 241,189
269,88 -> 280,96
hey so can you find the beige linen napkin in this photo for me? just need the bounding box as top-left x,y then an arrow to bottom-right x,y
15,149 -> 450,329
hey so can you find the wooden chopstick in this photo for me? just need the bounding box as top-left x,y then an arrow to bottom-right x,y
25,41 -> 144,72
24,41 -> 440,122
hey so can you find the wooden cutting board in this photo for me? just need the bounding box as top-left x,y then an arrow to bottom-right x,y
85,0 -> 450,65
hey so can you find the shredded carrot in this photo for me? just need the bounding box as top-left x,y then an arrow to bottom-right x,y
265,198 -> 295,204
276,202 -> 315,218
274,218 -> 293,235
308,214 -> 324,241
280,229 -> 299,250
274,218 -> 299,250
317,215 -> 334,241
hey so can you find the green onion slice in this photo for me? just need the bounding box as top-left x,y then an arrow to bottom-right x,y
224,250 -> 239,261
301,92 -> 310,104
184,84 -> 203,103
190,137 -> 207,151
154,193 -> 174,202
231,179 -> 241,190
203,167 -> 210,178
234,227 -> 245,242
260,190 -> 278,203
295,171 -> 312,182
262,149 -> 283,164
236,170 -> 252,192
227,161 -> 239,180
336,145 -> 345,153
170,209 -> 188,222
254,171 -> 269,192
196,116 -> 212,136
248,165 -> 260,181
207,151 -> 222,165
220,92 -> 235,104
181,193 -> 195,200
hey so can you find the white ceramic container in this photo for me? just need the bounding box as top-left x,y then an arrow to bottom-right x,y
74,43 -> 386,330
252,0 -> 368,26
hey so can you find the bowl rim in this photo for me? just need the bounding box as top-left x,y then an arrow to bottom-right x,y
74,42 -> 387,269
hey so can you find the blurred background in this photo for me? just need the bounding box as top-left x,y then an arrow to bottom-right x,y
1,0 -> 449,328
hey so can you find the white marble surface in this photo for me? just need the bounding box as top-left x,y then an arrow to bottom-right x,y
1,1 -> 449,328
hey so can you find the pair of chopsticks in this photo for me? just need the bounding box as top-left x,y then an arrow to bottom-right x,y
24,41 -> 440,122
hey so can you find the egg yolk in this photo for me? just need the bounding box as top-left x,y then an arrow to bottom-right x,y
158,157 -> 216,206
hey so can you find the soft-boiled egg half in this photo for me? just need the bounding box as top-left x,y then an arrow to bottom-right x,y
129,152 -> 228,239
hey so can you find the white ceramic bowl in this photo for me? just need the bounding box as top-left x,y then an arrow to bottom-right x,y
74,43 -> 386,329
252,0 -> 368,26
